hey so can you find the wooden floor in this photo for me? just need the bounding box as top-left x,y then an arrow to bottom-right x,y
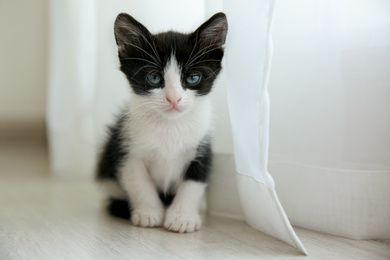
1,142 -> 389,259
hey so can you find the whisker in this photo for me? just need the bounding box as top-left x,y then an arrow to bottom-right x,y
190,66 -> 217,78
131,102 -> 161,120
186,44 -> 213,67
139,34 -> 162,64
120,57 -> 159,67
124,43 -> 161,66
131,65 -> 156,79
188,47 -> 220,66
186,44 -> 221,68
186,37 -> 199,68
193,59 -> 221,63
187,59 -> 221,70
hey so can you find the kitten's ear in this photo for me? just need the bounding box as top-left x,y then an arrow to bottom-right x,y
193,12 -> 228,48
114,13 -> 152,52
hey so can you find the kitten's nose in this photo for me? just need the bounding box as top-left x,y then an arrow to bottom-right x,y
166,96 -> 182,106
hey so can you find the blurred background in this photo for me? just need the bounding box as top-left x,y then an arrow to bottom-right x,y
0,0 -> 47,142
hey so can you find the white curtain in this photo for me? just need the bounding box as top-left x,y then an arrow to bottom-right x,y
223,0 -> 306,254
47,0 -> 97,178
268,0 -> 390,239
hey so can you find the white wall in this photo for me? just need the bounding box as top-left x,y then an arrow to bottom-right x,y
0,0 -> 48,123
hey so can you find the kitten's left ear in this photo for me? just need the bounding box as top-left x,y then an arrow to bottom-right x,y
193,12 -> 228,48
114,13 -> 152,52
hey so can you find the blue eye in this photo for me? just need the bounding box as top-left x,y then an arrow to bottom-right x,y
147,74 -> 162,85
186,74 -> 201,85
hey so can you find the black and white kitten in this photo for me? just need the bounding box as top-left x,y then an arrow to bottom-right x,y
97,12 -> 227,233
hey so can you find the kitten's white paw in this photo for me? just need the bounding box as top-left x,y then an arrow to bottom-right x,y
131,209 -> 164,228
164,212 -> 201,233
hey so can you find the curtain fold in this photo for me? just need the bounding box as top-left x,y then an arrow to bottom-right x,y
223,0 -> 307,254
47,0 -> 97,178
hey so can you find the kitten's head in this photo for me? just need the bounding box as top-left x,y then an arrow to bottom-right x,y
114,12 -> 227,118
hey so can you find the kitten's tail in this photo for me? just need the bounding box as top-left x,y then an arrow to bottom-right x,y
107,197 -> 131,219
97,180 -> 131,220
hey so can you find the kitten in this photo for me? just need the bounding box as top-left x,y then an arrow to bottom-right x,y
96,12 -> 227,233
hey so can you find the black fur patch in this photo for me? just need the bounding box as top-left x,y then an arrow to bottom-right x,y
184,137 -> 212,182
107,198 -> 131,220
158,192 -> 175,206
96,115 -> 128,180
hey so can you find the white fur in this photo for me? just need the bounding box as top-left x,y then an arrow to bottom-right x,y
164,181 -> 207,233
118,56 -> 212,232
164,57 -> 184,106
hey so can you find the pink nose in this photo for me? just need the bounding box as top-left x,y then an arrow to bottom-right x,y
166,97 -> 182,106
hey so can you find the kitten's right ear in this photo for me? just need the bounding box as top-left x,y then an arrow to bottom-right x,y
114,13 -> 152,52
193,12 -> 228,48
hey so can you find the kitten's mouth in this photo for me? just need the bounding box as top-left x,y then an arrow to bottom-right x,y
166,106 -> 182,112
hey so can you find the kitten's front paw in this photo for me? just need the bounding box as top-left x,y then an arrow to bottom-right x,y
131,208 -> 164,228
164,211 -> 201,233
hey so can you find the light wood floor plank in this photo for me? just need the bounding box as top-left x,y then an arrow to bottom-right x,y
1,143 -> 389,259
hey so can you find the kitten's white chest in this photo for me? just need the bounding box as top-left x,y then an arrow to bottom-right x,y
127,101 -> 212,192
